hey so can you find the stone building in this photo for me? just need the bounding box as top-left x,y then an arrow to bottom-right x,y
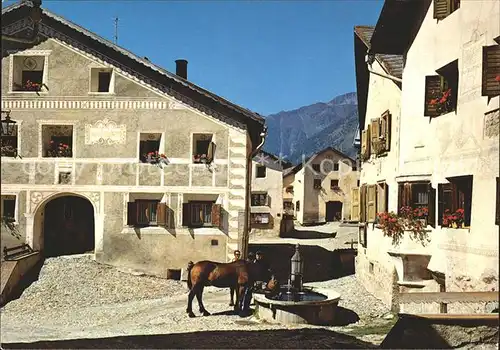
249,150 -> 287,238
282,147 -> 360,225
354,0 -> 499,313
0,2 -> 265,277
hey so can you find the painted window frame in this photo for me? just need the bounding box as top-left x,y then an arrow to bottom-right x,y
8,50 -> 51,95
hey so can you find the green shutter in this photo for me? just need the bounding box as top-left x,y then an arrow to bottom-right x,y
424,75 -> 442,117
433,0 -> 450,20
482,45 -> 500,97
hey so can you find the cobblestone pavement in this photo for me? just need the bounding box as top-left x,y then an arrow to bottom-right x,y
0,252 -> 393,348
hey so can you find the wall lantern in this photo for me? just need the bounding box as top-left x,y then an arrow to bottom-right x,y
1,111 -> 17,136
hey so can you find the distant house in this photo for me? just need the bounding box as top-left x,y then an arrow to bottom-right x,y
0,1 -> 265,277
354,0 -> 499,313
282,147 -> 360,225
250,150 -> 286,237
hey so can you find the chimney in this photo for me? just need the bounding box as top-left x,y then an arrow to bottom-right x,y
175,59 -> 188,79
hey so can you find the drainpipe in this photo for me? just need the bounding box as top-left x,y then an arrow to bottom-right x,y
241,125 -> 267,260
2,0 -> 43,44
365,54 -> 402,83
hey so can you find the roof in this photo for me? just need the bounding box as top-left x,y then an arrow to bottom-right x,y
2,1 -> 265,147
354,25 -> 403,79
282,147 -> 356,176
370,0 -> 431,55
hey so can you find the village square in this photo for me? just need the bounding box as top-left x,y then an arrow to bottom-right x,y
0,0 -> 499,348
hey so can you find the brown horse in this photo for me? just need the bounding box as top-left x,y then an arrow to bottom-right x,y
186,259 -> 278,318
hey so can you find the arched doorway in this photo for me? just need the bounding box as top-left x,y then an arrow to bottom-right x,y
42,195 -> 95,257
326,201 -> 342,222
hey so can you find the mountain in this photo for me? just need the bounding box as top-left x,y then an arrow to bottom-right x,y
263,92 -> 359,165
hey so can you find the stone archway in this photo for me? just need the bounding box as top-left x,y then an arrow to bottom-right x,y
33,193 -> 95,257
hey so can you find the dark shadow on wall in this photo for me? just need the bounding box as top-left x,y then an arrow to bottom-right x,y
248,244 -> 356,283
1,328 -> 378,349
280,229 -> 336,239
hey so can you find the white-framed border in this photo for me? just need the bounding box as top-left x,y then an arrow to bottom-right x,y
8,50 -> 51,95
37,119 -> 78,159
87,64 -> 116,96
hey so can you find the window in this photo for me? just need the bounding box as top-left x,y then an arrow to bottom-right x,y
192,133 -> 215,164
127,200 -> 172,228
376,182 -> 388,215
357,180 -> 360,187
90,68 -> 113,93
42,125 -> 73,158
398,182 -> 436,227
361,124 -> 371,161
496,178 -> 499,226
0,123 -> 18,157
331,180 -> 339,189
251,193 -> 268,206
256,165 -> 267,178
58,172 -> 71,185
333,162 -> 339,171
433,0 -> 460,21
313,179 -> 322,189
312,164 -> 320,172
251,213 -> 270,225
424,60 -> 459,117
12,55 -> 46,92
1,195 -> 16,221
482,44 -> 500,97
296,201 -> 300,212
139,133 -> 162,163
379,111 -> 392,153
438,175 -> 473,227
182,201 -> 222,228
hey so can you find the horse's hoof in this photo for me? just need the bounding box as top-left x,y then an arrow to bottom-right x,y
188,312 -> 196,318
202,310 -> 211,316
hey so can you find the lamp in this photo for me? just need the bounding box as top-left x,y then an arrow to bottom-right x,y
290,243 -> 304,291
1,111 -> 17,136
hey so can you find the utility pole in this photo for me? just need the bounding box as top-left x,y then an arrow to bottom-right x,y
113,17 -> 118,44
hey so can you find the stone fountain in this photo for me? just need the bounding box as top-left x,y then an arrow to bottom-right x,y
253,243 -> 341,325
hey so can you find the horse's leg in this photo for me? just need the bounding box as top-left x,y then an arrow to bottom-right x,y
229,287 -> 235,306
196,286 -> 210,316
186,285 -> 197,318
235,285 -> 246,313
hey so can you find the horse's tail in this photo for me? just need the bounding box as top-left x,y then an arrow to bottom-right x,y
186,261 -> 194,290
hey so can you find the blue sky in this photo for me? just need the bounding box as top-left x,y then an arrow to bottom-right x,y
4,0 -> 383,115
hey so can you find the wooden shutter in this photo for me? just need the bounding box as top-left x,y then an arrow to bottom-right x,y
360,185 -> 367,222
383,111 -> 391,151
370,119 -> 380,154
367,185 -> 377,222
482,45 -> 500,97
433,0 -> 450,20
377,182 -> 387,214
428,184 -> 436,228
207,142 -> 216,163
496,178 -> 499,225
397,183 -> 404,214
424,75 -> 442,117
351,187 -> 360,221
156,202 -> 167,226
365,124 -> 371,156
438,183 -> 455,226
211,204 -> 222,229
403,183 -> 413,208
127,202 -> 137,226
182,203 -> 190,227
361,130 -> 367,158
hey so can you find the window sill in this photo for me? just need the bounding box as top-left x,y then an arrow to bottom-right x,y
88,92 -> 115,96
122,226 -> 168,234
8,90 -> 48,95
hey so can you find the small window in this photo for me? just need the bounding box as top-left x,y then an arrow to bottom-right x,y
192,133 -> 215,164
330,180 -> 339,189
250,213 -> 270,225
0,123 -> 18,157
312,164 -> 320,172
313,179 -> 322,189
357,180 -> 360,187
251,193 -> 268,206
90,68 -> 113,93
438,175 -> 473,227
1,195 -> 16,221
137,200 -> 159,226
58,172 -> 71,185
424,60 -> 459,117
333,162 -> 339,171
398,182 -> 436,227
42,125 -> 73,158
12,55 -> 46,92
482,44 -> 500,97
139,133 -> 162,163
127,200 -> 170,228
433,0 -> 460,21
379,111 -> 392,153
296,201 -> 300,212
211,239 -> 218,246
256,165 -> 267,178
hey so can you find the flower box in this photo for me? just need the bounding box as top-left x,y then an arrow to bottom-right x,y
47,141 -> 72,157
144,151 -> 168,168
429,88 -> 453,116
442,208 -> 465,228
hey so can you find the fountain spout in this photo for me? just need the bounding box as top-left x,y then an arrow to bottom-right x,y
290,243 -> 304,292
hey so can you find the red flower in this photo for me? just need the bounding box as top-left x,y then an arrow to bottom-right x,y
429,99 -> 438,105
495,75 -> 500,82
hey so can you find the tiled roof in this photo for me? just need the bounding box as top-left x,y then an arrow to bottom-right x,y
2,1 -> 265,128
354,25 -> 403,79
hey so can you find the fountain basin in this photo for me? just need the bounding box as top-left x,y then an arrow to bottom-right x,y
253,286 -> 341,325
